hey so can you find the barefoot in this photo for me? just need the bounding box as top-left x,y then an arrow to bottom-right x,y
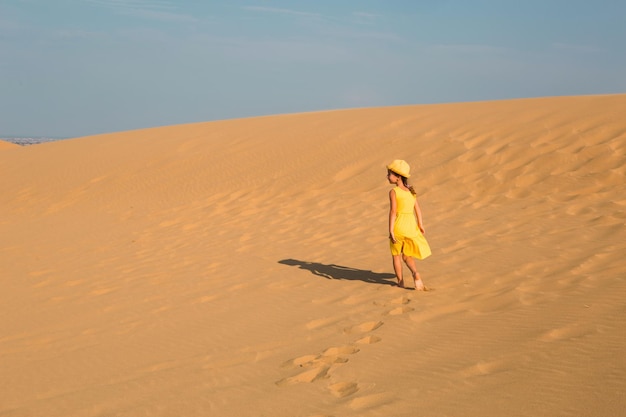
397,279 -> 405,288
413,272 -> 425,291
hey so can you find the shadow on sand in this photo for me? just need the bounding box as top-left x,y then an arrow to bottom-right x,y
278,259 -> 397,287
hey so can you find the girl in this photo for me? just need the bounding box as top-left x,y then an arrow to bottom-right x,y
386,160 -> 432,290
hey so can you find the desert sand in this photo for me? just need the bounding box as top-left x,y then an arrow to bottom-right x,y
0,140 -> 19,150
1,94 -> 625,417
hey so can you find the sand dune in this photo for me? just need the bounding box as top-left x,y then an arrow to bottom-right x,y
0,140 -> 19,150
1,94 -> 625,417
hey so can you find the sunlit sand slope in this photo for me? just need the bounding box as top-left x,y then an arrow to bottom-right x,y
1,94 -> 625,417
0,139 -> 19,150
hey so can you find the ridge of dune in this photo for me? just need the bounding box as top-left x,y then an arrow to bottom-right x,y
0,139 -> 19,150
1,94 -> 625,417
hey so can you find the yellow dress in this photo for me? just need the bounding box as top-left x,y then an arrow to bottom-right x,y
390,187 -> 432,259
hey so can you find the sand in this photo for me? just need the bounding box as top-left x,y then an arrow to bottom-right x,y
1,94 -> 625,417
0,140 -> 19,150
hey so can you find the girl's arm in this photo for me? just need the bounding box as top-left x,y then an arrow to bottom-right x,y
414,197 -> 425,234
389,189 -> 398,243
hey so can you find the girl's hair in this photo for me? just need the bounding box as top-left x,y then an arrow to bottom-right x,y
401,177 -> 417,195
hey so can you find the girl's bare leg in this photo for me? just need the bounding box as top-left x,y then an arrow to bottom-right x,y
392,255 -> 404,287
402,255 -> 425,290
413,272 -> 425,291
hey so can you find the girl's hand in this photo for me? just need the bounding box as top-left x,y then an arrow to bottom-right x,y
418,225 -> 425,234
389,233 -> 396,243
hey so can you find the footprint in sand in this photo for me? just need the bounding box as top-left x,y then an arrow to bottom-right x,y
391,295 -> 410,305
343,321 -> 383,334
348,392 -> 394,410
278,320 -> 383,389
282,354 -> 321,369
341,293 -> 378,305
278,345 -> 361,386
328,381 -> 359,398
322,345 -> 360,356
374,295 -> 410,307
282,345 -> 360,370
275,365 -> 330,386
386,305 -> 415,316
282,354 -> 348,370
354,335 -> 382,345
460,358 -> 512,377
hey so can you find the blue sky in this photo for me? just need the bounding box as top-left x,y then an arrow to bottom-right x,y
1,1 -> 625,137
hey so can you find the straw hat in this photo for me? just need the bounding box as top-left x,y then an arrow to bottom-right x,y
387,159 -> 411,178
